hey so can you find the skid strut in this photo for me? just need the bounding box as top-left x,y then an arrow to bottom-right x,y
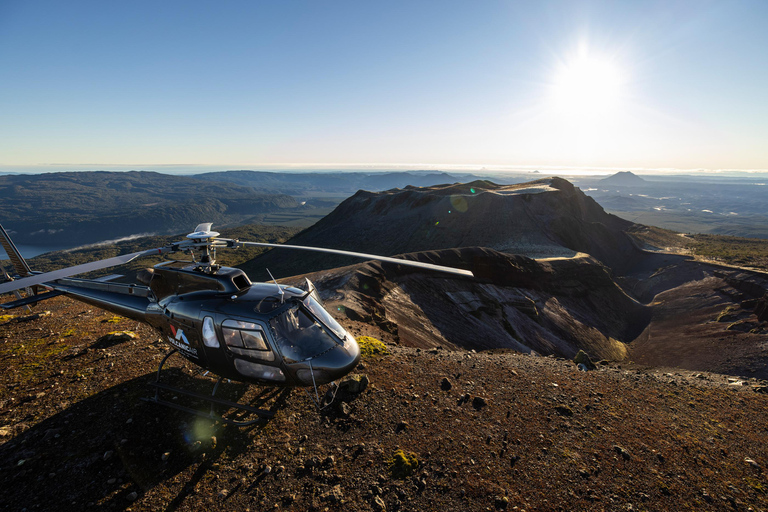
140,349 -> 275,426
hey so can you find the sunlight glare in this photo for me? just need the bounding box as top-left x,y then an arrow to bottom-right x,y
549,53 -> 624,119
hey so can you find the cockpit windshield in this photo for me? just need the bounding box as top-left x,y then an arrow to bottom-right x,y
302,296 -> 347,340
269,303 -> 341,363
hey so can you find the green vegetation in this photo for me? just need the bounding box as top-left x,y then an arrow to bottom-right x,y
716,306 -> 739,323
627,226 -> 768,271
388,449 -> 419,479
687,234 -> 768,269
356,336 -> 390,356
0,314 -> 15,323
0,338 -> 70,387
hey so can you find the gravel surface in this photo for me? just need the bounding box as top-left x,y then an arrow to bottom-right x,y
2,297 -> 768,511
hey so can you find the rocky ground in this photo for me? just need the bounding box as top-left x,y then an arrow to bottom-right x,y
3,297 -> 768,511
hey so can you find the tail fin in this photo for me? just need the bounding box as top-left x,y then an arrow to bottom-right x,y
0,223 -> 32,278
0,223 -> 35,311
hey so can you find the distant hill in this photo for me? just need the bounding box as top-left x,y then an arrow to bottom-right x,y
0,171 -> 297,246
600,171 -> 646,186
195,170 -> 498,196
240,177 -> 643,280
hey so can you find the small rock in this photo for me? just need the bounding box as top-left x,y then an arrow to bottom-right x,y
103,450 -> 114,461
440,377 -> 453,391
555,405 -> 574,417
322,484 -> 343,503
210,436 -> 217,449
745,457 -> 761,470
472,396 -> 488,410
613,445 -> 631,461
574,350 -> 596,370
372,495 -> 387,511
494,495 -> 509,510
395,421 -> 408,433
338,401 -> 352,417
126,491 -> 138,502
324,456 -> 335,467
339,374 -> 369,394
108,478 -> 117,485
161,452 -> 171,462
97,331 -> 137,344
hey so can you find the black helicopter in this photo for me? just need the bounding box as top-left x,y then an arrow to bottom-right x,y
0,223 -> 473,424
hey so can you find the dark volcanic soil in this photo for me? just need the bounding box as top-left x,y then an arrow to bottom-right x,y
3,297 -> 768,511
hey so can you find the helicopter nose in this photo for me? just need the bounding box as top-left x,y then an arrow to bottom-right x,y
293,336 -> 361,386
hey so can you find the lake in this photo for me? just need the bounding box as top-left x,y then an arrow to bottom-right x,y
0,244 -> 69,261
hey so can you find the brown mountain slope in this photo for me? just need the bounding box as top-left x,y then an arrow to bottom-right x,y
2,297 -> 768,511
240,178 -> 642,281
285,247 -> 646,361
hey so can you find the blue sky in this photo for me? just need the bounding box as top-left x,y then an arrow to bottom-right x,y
1,0 -> 767,173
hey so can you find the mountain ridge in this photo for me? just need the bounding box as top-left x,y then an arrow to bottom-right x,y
240,177 -> 642,280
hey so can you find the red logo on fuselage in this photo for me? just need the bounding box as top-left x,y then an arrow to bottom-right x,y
169,325 -> 189,345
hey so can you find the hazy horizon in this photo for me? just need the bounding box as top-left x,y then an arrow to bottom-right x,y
2,163 -> 768,178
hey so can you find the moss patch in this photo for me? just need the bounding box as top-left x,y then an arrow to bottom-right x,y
388,449 -> 419,479
357,336 -> 390,357
716,306 -> 738,323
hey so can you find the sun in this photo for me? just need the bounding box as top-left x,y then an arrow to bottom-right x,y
549,53 -> 624,119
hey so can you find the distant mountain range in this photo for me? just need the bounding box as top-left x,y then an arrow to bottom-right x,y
0,170 -> 522,248
193,170 -> 497,196
0,171 -> 300,246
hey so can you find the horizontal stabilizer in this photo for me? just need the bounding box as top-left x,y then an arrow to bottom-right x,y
0,291 -> 64,310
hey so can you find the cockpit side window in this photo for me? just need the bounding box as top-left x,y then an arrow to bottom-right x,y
221,319 -> 274,361
232,274 -> 251,290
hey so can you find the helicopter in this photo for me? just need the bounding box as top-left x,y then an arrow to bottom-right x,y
0,223 -> 473,425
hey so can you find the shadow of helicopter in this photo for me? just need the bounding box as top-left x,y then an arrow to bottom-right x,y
0,370 -> 292,512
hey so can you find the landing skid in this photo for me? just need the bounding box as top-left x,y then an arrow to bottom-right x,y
140,349 -> 276,426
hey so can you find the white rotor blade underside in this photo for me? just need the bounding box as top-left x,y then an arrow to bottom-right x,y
0,247 -> 167,295
233,241 -> 474,277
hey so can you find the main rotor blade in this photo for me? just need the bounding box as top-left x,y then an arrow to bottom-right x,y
232,241 -> 474,277
0,247 -> 170,295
